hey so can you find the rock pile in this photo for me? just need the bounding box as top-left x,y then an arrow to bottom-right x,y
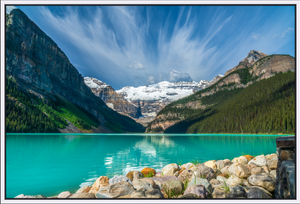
15,153 -> 284,199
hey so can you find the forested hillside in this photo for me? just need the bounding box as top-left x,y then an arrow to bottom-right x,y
147,71 -> 295,134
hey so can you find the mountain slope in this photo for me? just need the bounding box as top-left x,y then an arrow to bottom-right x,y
5,9 -> 145,133
146,51 -> 295,134
84,77 -> 142,118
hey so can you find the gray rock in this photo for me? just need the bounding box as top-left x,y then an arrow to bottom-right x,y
251,167 -> 266,175
178,169 -> 194,182
195,164 -> 216,181
246,187 -> 272,198
216,175 -> 227,183
228,185 -> 246,198
247,173 -> 276,192
69,193 -> 96,198
133,179 -> 154,191
131,189 -> 146,198
57,191 -> 72,198
162,180 -> 184,195
188,175 -> 212,194
215,160 -> 233,169
183,185 -> 206,198
96,181 -> 134,198
151,176 -> 180,184
145,189 -> 164,198
109,175 -> 132,185
209,178 -> 222,188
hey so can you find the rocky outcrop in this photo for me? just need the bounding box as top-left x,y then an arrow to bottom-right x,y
84,77 -> 142,118
224,50 -> 268,76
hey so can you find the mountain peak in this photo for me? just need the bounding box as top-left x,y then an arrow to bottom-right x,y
242,50 -> 268,64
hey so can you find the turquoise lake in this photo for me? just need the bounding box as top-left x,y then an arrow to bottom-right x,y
6,133 -> 287,198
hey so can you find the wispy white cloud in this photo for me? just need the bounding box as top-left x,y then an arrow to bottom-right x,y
274,27 -> 293,38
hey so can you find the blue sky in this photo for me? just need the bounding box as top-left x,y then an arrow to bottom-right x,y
7,5 -> 295,90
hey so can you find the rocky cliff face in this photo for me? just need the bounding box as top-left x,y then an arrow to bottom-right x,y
5,9 -> 145,133
84,77 -> 142,118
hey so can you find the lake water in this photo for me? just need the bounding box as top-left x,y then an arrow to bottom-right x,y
6,133 -> 287,198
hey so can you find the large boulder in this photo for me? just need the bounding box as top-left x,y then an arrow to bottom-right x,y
183,185 -> 207,198
246,187 -> 272,198
162,163 -> 181,176
178,169 -> 194,182
195,164 -> 216,181
109,175 -> 132,185
133,179 -> 154,191
232,156 -> 248,165
89,176 -> 109,195
204,160 -> 217,169
141,167 -> 156,177
57,191 -> 72,198
226,175 -> 242,186
251,167 -> 266,175
162,180 -> 184,195
69,193 -> 96,198
96,181 -> 135,198
249,155 -> 267,167
188,175 -> 212,194
247,173 -> 276,192
228,163 -> 251,178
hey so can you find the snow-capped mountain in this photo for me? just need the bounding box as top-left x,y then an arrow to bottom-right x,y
116,75 -> 223,102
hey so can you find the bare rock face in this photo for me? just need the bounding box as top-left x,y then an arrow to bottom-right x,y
217,73 -> 241,87
224,50 -> 268,76
84,77 -> 142,118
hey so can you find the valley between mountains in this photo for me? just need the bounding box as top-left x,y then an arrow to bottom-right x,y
5,9 -> 295,134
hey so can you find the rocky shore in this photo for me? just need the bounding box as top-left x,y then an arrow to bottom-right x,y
16,153 -> 283,199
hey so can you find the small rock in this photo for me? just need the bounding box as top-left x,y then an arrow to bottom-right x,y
57,191 -> 72,198
141,167 -> 156,177
181,163 -> 196,170
226,175 -> 242,186
228,185 -> 246,198
162,163 -> 180,176
262,165 -> 270,173
145,189 -> 164,198
109,175 -> 132,185
133,179 -> 154,191
228,163 -> 251,178
243,155 -> 255,162
265,153 -> 277,161
267,160 -> 278,170
131,189 -> 146,198
96,181 -> 134,198
76,185 -> 91,193
89,176 -> 109,195
212,188 -> 229,198
280,150 -> 293,161
249,155 -> 267,167
69,193 -> 96,198
188,175 -> 213,194
204,160 -> 217,169
217,176 -> 228,183
246,187 -> 272,198
142,178 -> 156,189
244,164 -> 257,172
218,173 -> 229,178
162,180 -> 184,195
221,166 -> 230,175
183,185 -> 207,198
270,170 -> 276,179
241,179 -> 252,187
133,171 -> 144,180
174,171 -> 179,177
251,167 -> 266,175
232,156 -> 248,165
247,173 -> 276,192
215,160 -> 233,169
209,178 -> 222,188
195,164 -> 216,181
151,175 -> 180,184
178,169 -> 194,182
